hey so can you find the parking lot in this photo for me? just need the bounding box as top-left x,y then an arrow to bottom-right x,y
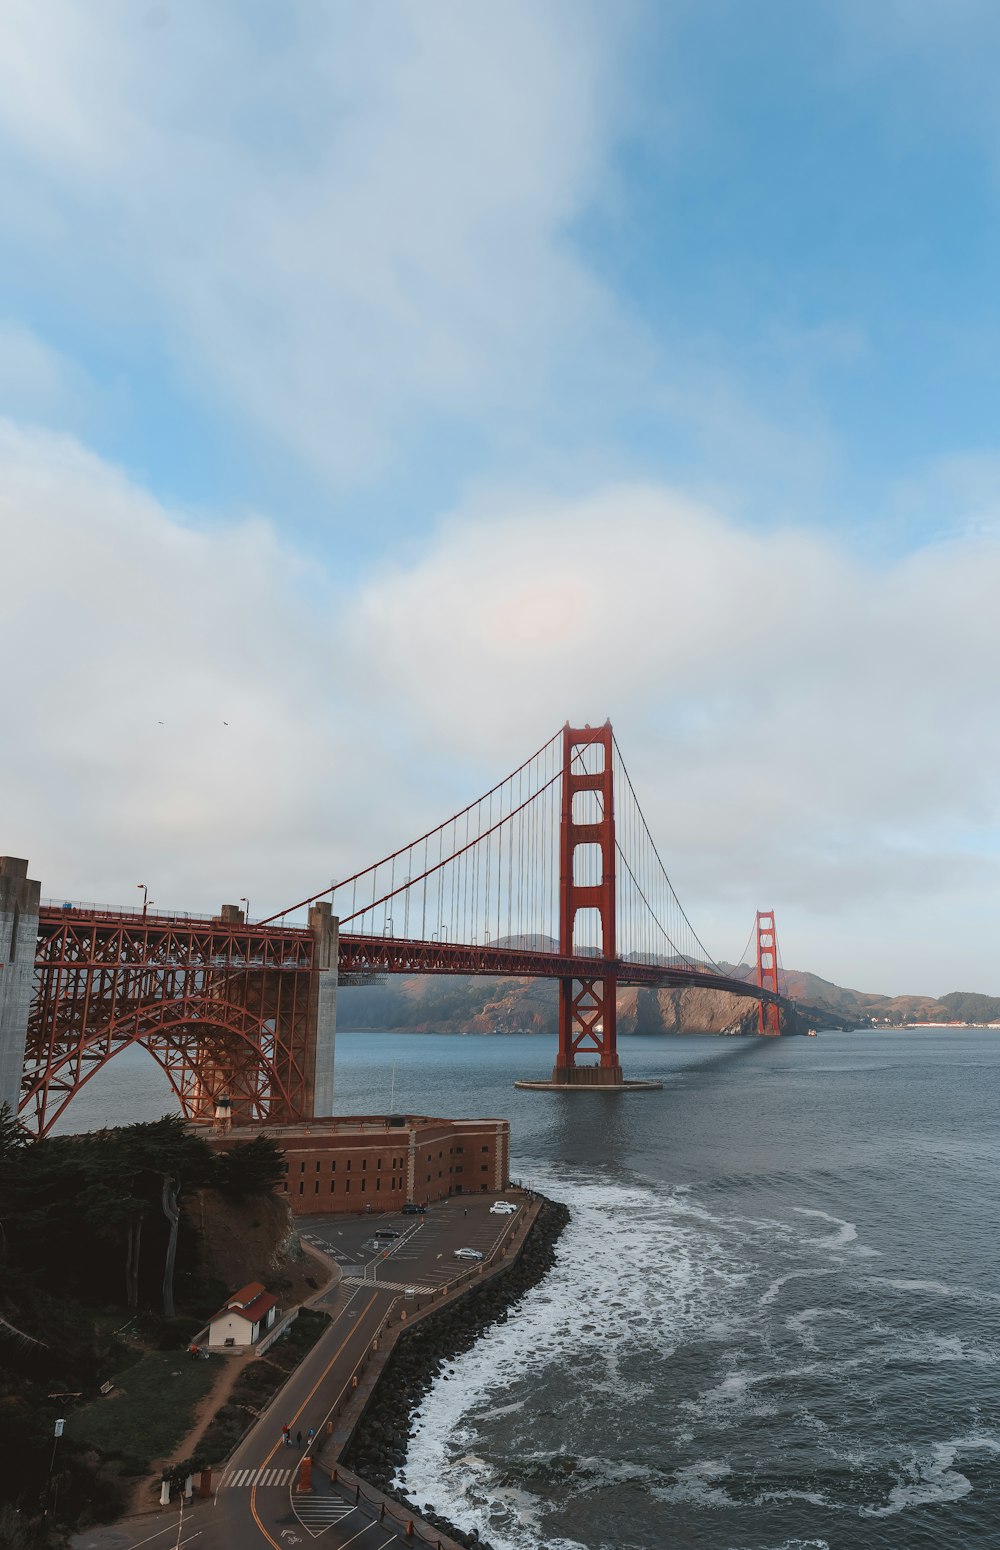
297,1191 -> 523,1292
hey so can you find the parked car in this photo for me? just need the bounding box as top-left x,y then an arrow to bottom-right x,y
402,1202 -> 424,1215
374,1227 -> 400,1238
490,1202 -> 518,1215
454,1247 -> 484,1261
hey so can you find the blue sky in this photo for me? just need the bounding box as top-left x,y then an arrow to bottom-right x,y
3,1 -> 1000,992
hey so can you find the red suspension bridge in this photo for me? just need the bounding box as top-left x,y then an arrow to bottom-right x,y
3,722 -> 791,1136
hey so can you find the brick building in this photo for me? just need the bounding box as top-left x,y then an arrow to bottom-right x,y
212,1114 -> 510,1217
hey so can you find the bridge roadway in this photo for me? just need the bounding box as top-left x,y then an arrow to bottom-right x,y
35,905 -> 779,1009
71,1193 -> 526,1550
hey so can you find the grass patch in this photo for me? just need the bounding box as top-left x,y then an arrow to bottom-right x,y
65,1351 -> 219,1467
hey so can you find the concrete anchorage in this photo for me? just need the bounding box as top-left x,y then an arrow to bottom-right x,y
0,857 -> 40,1117
308,901 -> 338,1118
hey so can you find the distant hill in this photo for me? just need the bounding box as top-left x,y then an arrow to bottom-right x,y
338,962 -> 1000,1034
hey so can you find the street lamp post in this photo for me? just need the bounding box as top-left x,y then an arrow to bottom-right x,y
137,883 -> 149,919
42,1418 -> 64,1518
239,896 -> 249,924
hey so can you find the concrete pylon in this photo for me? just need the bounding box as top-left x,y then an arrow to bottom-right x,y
0,857 -> 40,1117
308,902 -> 338,1117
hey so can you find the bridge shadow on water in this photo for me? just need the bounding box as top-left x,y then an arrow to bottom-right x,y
533,1035 -> 783,1178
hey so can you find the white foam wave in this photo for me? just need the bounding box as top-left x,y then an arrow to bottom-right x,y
791,1207 -> 858,1249
396,1162 -> 998,1548
651,1458 -> 734,1507
785,1305 -> 859,1348
860,1435 -> 1000,1517
760,1268 -> 839,1306
867,1274 -> 1000,1303
728,1541 -> 830,1550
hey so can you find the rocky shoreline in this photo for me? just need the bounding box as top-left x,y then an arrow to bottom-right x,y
343,1195 -> 570,1550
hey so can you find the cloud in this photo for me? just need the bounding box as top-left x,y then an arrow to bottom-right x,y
350,482 -> 1000,987
0,321 -> 92,423
0,418 -> 351,909
0,1 -> 630,483
5,425 -> 1000,992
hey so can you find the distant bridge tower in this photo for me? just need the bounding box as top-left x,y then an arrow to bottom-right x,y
756,909 -> 781,1035
553,723 -> 622,1085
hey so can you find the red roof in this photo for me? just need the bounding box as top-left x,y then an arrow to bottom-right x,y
227,1281 -> 266,1309
235,1291 -> 278,1325
212,1281 -> 278,1326
212,1289 -> 277,1326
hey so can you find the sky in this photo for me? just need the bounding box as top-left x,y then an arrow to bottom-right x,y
3,0 -> 1000,995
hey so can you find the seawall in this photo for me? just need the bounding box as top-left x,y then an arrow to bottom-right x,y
333,1196 -> 570,1550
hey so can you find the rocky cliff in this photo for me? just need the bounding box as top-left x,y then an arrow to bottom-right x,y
339,976 -> 817,1035
188,1188 -> 322,1301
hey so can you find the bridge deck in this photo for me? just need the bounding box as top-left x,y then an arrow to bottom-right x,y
35,907 -> 777,1004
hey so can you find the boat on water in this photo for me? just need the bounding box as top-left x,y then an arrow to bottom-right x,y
806,1027 -> 818,1037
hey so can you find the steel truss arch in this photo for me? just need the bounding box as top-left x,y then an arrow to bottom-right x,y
20,994 -> 294,1138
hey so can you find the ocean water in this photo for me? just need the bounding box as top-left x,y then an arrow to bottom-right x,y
62,1029 -> 1000,1549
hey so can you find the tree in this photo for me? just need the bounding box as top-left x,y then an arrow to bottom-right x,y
213,1134 -> 285,1198
119,1117 -> 214,1316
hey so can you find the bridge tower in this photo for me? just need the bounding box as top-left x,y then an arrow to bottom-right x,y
756,909 -> 781,1035
552,722 -> 622,1085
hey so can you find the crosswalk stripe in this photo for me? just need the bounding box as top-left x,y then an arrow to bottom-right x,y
294,1497 -> 356,1520
223,1466 -> 296,1489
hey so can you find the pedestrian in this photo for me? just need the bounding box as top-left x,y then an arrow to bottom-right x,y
308,1427 -> 315,1442
463,1207 -> 468,1217
283,1424 -> 291,1447
296,1430 -> 303,1447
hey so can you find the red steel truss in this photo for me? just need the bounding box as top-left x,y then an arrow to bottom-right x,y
24,908 -> 317,1137
336,931 -> 769,995
25,913 -> 784,1133
21,722 -> 789,1132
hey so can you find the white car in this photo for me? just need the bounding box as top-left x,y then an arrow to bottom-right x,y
454,1247 -> 484,1261
490,1202 -> 518,1215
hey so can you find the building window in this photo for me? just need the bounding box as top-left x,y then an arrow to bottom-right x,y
481,1145 -> 489,1153
316,1161 -> 321,1172
377,1158 -> 382,1169
331,1160 -> 336,1171
281,1162 -> 288,1173
361,1178 -> 366,1192
481,1165 -> 488,1172
330,1179 -> 335,1191
298,1181 -> 304,1194
346,1179 -> 351,1193
300,1161 -> 306,1172
454,1146 -> 464,1154
347,1159 -> 352,1171
455,1166 -> 463,1174
362,1159 -> 367,1170
315,1181 -> 320,1193
376,1177 -> 381,1191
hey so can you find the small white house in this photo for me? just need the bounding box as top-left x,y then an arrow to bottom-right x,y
207,1281 -> 279,1349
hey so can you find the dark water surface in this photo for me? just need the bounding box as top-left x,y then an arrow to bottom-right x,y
66,1030 -> 1000,1549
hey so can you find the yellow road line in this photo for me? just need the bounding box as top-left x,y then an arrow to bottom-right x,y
249,1290 -> 381,1548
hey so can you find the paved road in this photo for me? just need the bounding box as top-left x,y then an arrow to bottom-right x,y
72,1193 -> 525,1550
